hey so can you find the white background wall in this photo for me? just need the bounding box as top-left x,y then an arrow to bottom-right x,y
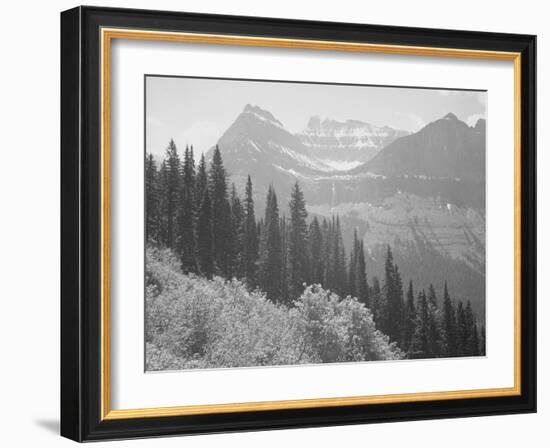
0,0 -> 546,446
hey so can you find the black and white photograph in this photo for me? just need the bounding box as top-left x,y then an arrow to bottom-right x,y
144,76 -> 487,371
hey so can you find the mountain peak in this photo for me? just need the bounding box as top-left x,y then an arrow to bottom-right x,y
443,112 -> 459,121
474,118 -> 486,133
242,104 -> 283,127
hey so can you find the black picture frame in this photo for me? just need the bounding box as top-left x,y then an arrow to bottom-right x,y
61,5 -> 536,442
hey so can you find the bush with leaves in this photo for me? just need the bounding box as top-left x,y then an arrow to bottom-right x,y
145,246 -> 402,371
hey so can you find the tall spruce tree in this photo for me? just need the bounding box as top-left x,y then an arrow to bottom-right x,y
348,230 -> 359,298
196,188 -> 213,278
370,276 -> 382,324
208,146 -> 231,277
258,186 -> 283,302
145,153 -> 161,244
161,140 -> 181,249
321,218 -> 332,289
409,290 -> 431,358
229,183 -> 245,279
308,217 -> 323,285
381,246 -> 404,344
242,176 -> 258,288
195,154 -> 208,208
442,281 -> 458,357
456,301 -> 466,356
463,301 -> 476,355
333,217 -> 347,296
287,182 -> 309,299
176,145 -> 197,273
402,280 -> 416,353
426,283 -> 443,357
279,216 -> 289,303
355,240 -> 369,306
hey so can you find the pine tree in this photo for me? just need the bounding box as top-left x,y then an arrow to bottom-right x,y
196,188 -> 213,278
348,230 -> 359,298
456,301 -> 466,356
333,216 -> 347,296
355,240 -> 369,306
287,182 -> 309,299
195,153 -> 208,208
321,218 -> 332,289
426,283 -> 443,357
176,145 -> 196,273
370,276 -> 382,324
208,145 -> 231,277
381,246 -> 404,344
463,301 -> 476,355
402,280 -> 416,353
229,183 -> 245,279
258,186 -> 283,302
242,175 -> 258,288
145,153 -> 161,244
442,281 -> 458,357
279,215 -> 289,303
161,140 -> 181,249
308,217 -> 323,285
409,290 -> 430,358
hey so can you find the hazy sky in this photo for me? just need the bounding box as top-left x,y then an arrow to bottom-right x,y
146,76 -> 486,157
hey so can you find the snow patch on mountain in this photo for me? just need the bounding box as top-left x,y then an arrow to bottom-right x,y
318,159 -> 363,171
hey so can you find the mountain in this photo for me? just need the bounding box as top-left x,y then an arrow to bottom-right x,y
212,104 -> 334,175
299,116 -> 409,168
207,106 -> 486,316
360,113 -> 486,182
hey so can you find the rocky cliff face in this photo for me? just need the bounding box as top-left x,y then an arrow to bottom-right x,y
298,116 -> 409,168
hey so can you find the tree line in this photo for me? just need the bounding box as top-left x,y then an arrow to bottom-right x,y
146,140 -> 485,359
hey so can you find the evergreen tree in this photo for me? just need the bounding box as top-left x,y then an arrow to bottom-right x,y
195,153 -> 208,208
176,145 -> 196,273
287,182 -> 309,299
279,215 -> 289,303
158,160 -> 169,245
442,281 -> 458,357
145,153 -> 161,244
370,276 -> 382,324
229,184 -> 245,279
402,280 -> 416,353
242,176 -> 258,288
196,188 -> 213,278
426,283 -> 443,357
456,301 -> 466,356
463,301 -> 476,355
258,186 -> 283,302
208,146 -> 231,277
348,229 -> 359,298
308,217 -> 323,285
321,218 -> 332,288
161,140 -> 180,249
380,246 -> 404,344
409,290 -> 430,358
333,217 -> 347,296
355,240 -> 369,306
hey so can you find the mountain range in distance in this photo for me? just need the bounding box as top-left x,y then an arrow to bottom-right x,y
203,103 -> 486,317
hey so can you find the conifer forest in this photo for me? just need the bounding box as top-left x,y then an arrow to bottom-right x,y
145,141 -> 486,371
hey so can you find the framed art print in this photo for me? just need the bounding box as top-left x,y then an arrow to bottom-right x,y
60,6 -> 536,442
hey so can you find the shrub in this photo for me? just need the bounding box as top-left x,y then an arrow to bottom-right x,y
145,246 -> 402,371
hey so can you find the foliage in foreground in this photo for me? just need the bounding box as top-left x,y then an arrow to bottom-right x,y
145,246 -> 402,371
